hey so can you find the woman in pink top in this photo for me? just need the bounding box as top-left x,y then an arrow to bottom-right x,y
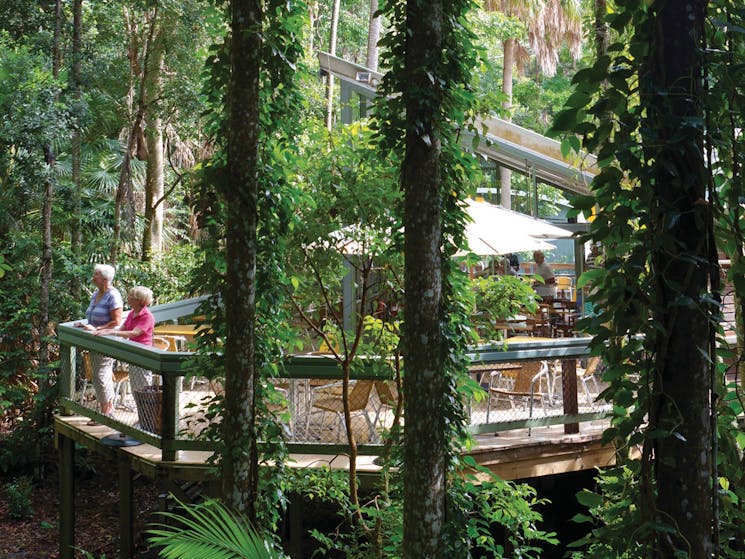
96,286 -> 155,391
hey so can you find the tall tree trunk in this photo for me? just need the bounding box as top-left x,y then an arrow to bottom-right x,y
308,1 -> 318,55
113,8 -> 149,262
142,115 -> 164,260
40,0 -> 63,376
500,38 -> 514,209
325,0 -> 340,130
70,0 -> 82,263
366,0 -> 380,71
594,0 -> 608,58
142,25 -> 166,261
221,0 -> 261,525
402,1 -> 446,557
649,2 -> 712,557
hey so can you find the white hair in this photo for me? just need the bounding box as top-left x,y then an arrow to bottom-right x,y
128,286 -> 153,306
94,264 -> 116,281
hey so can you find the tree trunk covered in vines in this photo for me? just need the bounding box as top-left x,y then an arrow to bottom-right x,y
221,0 -> 261,526
402,1 -> 447,557
648,2 -> 713,557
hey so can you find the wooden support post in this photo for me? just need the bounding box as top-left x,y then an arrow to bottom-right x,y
562,358 -> 579,434
59,432 -> 75,559
161,374 -> 178,461
118,451 -> 134,559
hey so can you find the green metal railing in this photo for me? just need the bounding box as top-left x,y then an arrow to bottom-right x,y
58,296 -> 608,460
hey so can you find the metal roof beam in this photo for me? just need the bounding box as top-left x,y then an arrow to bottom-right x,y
317,51 -> 597,198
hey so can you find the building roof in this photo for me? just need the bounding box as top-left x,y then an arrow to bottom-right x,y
317,51 -> 598,197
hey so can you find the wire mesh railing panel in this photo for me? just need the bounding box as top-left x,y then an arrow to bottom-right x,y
466,357 -> 612,430
68,335 -> 611,449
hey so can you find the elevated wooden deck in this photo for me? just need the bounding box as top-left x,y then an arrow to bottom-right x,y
55,413 -> 612,483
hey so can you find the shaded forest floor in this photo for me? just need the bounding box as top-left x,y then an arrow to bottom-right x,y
0,453 -> 161,559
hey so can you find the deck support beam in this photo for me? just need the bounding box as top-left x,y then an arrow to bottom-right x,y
119,451 -> 134,559
59,432 -> 75,559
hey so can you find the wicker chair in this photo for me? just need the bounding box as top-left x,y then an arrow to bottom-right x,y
487,360 -> 550,433
306,380 -> 377,442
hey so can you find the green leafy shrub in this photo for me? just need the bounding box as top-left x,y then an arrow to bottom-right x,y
471,275 -> 540,342
5,477 -> 35,519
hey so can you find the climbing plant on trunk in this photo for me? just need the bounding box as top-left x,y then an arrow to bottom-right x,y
551,1 -> 745,556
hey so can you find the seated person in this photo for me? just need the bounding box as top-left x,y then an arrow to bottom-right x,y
532,250 -> 556,299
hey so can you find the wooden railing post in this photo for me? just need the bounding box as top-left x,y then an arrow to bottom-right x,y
161,374 -> 179,461
562,358 -> 579,434
59,343 -> 76,413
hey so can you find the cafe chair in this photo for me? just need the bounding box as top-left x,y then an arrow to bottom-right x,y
79,351 -> 95,404
112,363 -> 133,411
152,336 -> 172,351
578,356 -> 602,403
556,276 -> 573,299
487,360 -> 551,433
372,380 -> 400,430
305,380 -> 377,442
527,305 -> 552,337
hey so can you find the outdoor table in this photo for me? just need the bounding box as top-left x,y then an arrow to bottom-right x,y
153,323 -> 209,341
505,336 -> 553,343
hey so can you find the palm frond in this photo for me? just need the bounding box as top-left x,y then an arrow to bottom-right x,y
147,498 -> 286,559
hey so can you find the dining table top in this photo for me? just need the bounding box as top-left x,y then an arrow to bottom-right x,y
153,323 -> 209,338
505,336 -> 554,343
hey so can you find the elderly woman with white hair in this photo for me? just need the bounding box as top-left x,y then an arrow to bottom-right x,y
75,263 -> 123,417
96,285 -> 155,391
95,285 -> 155,390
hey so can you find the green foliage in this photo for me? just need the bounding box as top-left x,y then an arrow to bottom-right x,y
447,459 -> 558,558
288,121 -> 403,352
114,244 -> 202,304
551,0 -> 745,555
471,275 -> 539,342
0,252 -> 11,277
292,461 -> 558,559
147,498 -> 286,559
4,476 -> 35,519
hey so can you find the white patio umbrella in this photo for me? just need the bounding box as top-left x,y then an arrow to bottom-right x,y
463,198 -> 571,256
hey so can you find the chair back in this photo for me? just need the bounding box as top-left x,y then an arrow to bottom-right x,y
580,356 -> 601,378
348,380 -> 374,412
528,304 -> 552,337
374,381 -> 399,408
152,336 -> 171,351
555,276 -> 573,299
81,351 -> 93,382
512,361 -> 545,393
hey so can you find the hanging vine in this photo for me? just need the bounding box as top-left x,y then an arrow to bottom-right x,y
187,0 -> 307,533
553,1 -> 745,556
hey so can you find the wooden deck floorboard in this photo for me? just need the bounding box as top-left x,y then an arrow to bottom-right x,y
55,413 -> 613,482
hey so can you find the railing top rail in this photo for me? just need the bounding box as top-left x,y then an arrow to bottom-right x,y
468,336 -> 593,362
58,295 -> 210,373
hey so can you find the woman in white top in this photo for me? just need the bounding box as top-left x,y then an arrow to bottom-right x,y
532,251 -> 556,299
